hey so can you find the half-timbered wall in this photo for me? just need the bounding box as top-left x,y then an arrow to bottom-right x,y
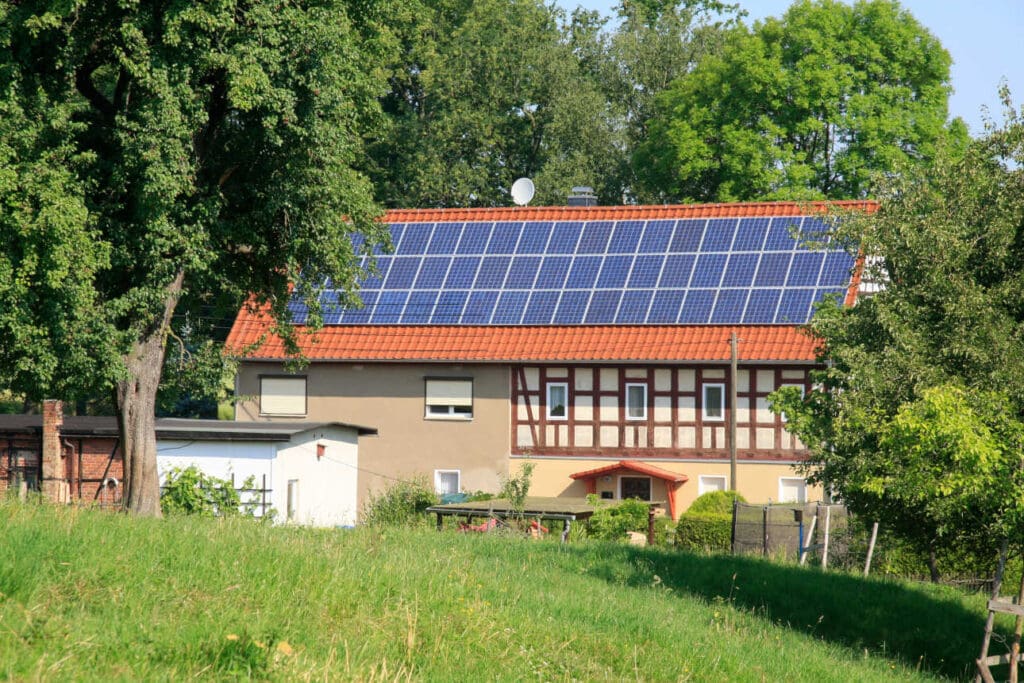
511,364 -> 811,460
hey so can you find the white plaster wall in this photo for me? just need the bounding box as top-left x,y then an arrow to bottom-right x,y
273,426 -> 359,527
157,440 -> 276,516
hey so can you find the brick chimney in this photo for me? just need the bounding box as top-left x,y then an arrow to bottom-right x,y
41,399 -> 68,503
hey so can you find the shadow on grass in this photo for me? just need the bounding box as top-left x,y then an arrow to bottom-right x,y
579,545 -> 1000,680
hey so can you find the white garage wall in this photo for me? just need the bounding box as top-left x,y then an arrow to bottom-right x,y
274,426 -> 359,527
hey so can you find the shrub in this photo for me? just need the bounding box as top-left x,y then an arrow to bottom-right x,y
587,498 -> 651,542
675,512 -> 731,553
160,466 -> 244,517
687,490 -> 746,515
361,477 -> 438,527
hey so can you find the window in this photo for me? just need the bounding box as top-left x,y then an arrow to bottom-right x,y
698,475 -> 727,495
260,376 -> 307,416
779,477 -> 807,503
702,383 -> 725,421
779,383 -> 806,422
625,383 -> 647,420
435,470 -> 461,496
620,476 -> 651,501
547,383 -> 568,420
425,378 -> 473,419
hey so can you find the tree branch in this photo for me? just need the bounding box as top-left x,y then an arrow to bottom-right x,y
74,51 -> 115,119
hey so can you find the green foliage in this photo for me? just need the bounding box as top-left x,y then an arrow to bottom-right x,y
499,463 -> 534,517
160,466 -> 245,518
675,512 -> 732,553
687,490 -> 746,515
361,477 -> 438,527
777,101 -> 1024,571
586,498 -> 650,541
636,0 -> 958,202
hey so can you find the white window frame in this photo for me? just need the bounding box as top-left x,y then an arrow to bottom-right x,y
625,383 -> 647,421
778,477 -> 807,503
779,383 -> 806,423
702,383 -> 725,421
434,469 -> 461,496
698,475 -> 728,495
259,375 -> 307,417
424,378 -> 473,420
546,382 -> 568,420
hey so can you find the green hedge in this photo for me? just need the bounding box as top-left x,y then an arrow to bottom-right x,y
675,512 -> 731,553
687,490 -> 745,515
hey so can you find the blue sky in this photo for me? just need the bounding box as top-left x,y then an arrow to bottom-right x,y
555,0 -> 1024,136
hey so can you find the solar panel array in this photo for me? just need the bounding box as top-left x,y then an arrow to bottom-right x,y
289,216 -> 854,326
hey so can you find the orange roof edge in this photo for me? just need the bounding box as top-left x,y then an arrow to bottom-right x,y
570,460 -> 689,483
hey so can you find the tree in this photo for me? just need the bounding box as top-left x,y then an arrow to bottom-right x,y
635,0 -> 960,202
0,1 -> 396,515
773,98 -> 1024,576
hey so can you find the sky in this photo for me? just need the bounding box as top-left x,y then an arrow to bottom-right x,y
555,0 -> 1024,137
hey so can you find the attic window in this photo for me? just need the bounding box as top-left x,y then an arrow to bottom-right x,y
260,376 -> 307,416
425,378 -> 473,419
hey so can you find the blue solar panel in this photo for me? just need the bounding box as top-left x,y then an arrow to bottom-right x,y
608,221 -> 642,253
639,220 -> 674,253
289,298 -> 310,325
617,290 -> 653,323
710,289 -> 748,323
445,257 -> 479,288
566,256 -> 601,288
670,219 -> 705,252
536,256 -> 571,289
554,291 -> 590,323
691,254 -> 727,288
427,223 -> 461,254
506,256 -> 541,288
585,290 -> 622,323
679,289 -> 714,323
628,255 -> 663,287
787,252 -> 824,286
432,291 -> 467,324
523,291 -> 559,324
597,255 -> 632,288
722,253 -> 758,287
660,254 -> 695,288
297,211 -> 857,327
415,257 -> 450,288
488,222 -> 522,254
577,222 -> 614,254
384,259 -> 418,289
371,291 -> 407,324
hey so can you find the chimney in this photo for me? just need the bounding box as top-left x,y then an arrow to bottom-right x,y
41,399 -> 68,503
567,186 -> 597,207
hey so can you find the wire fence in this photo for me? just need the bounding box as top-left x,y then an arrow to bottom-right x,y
732,501 -> 850,565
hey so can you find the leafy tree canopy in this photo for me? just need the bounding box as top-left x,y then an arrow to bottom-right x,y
636,0 -> 962,202
0,0 -> 398,514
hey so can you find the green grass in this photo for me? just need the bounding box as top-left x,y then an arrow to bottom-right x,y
0,502 -> 1007,681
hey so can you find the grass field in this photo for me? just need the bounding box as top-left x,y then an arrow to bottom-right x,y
0,502 -> 1009,681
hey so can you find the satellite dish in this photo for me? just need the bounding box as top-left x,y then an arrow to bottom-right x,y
511,177 -> 535,206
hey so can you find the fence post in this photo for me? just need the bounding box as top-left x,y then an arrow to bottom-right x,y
863,522 -> 879,577
731,499 -> 738,554
762,505 -> 769,557
261,474 -> 267,517
821,505 -> 832,569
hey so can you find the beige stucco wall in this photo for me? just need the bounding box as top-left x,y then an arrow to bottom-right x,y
236,362 -> 510,513
513,457 -> 823,515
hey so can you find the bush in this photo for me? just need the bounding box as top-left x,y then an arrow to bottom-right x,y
587,498 -> 651,542
687,490 -> 746,515
160,466 -> 245,517
675,512 -> 731,553
361,477 -> 438,527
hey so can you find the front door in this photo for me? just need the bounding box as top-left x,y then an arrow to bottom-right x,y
620,476 -> 651,501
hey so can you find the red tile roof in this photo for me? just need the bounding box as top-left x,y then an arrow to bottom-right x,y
569,460 -> 690,483
227,309 -> 821,362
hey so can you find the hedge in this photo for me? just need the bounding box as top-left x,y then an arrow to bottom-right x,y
675,512 -> 731,553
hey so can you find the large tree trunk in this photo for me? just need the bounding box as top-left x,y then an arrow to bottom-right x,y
928,545 -> 941,583
116,270 -> 185,516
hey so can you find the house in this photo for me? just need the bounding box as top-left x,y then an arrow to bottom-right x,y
227,201 -> 872,519
0,401 -> 375,526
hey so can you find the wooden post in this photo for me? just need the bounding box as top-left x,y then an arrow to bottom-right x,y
976,539 -> 1010,683
1010,568 -> 1024,683
435,513 -> 443,531
647,505 -> 656,546
730,499 -> 738,554
799,514 -> 817,565
863,522 -> 879,577
762,505 -> 769,557
729,332 -> 738,492
821,505 -> 831,569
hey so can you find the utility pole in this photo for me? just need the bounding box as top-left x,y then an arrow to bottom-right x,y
729,332 -> 738,492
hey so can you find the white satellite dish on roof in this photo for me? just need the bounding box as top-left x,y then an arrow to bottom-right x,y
511,177 -> 535,206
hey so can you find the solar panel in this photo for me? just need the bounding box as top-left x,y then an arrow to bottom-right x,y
291,213 -> 856,326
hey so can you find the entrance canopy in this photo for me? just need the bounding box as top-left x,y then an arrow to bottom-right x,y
570,460 -> 688,519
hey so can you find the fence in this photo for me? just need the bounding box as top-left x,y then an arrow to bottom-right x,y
157,473 -> 273,517
732,501 -> 849,565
